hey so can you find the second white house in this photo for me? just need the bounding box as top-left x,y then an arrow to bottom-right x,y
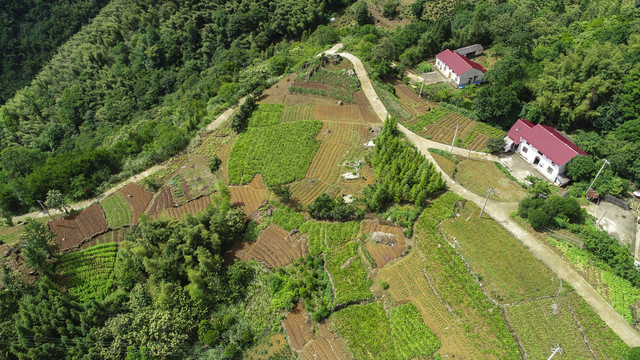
504,119 -> 589,185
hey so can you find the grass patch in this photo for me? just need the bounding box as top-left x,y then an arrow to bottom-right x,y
415,192 -> 520,359
57,242 -> 117,302
100,194 -> 133,229
373,82 -> 412,119
247,104 -> 285,127
494,162 -> 527,188
332,302 -> 395,360
453,159 -> 528,202
270,202 -> 307,231
505,296 -> 594,359
429,151 -> 457,177
390,303 -> 440,359
440,201 -> 559,303
326,242 -> 372,306
228,120 -> 322,186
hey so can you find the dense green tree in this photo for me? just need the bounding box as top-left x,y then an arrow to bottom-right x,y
382,0 -> 399,19
353,2 -> 373,26
21,220 -> 58,275
486,137 -> 505,154
410,0 -> 425,19
44,189 -> 69,214
525,175 -> 552,199
567,155 -> 595,182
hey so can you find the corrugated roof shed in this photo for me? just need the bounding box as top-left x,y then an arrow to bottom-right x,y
454,44 -> 484,55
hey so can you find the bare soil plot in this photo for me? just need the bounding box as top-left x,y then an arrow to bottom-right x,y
363,220 -> 407,268
229,174 -> 266,216
285,93 -> 340,106
300,322 -> 354,360
118,183 -> 154,225
239,223 -> 307,269
48,203 -> 109,250
0,243 -> 36,280
216,137 -> 235,183
378,250 -> 480,359
148,185 -> 174,215
259,73 -> 295,104
314,105 -> 369,124
291,81 -> 330,91
79,229 -> 125,250
283,303 -> 313,351
151,195 -> 212,220
353,90 -> 382,123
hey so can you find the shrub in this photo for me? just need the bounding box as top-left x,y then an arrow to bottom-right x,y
308,193 -> 357,221
486,137 -> 506,154
209,156 -> 222,173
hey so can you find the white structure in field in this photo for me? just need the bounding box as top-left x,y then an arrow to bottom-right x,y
504,119 -> 589,185
435,49 -> 487,88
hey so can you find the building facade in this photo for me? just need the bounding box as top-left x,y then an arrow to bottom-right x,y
505,119 -> 589,185
435,49 -> 487,88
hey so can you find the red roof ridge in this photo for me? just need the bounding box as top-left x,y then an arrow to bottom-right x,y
538,125 -> 588,157
436,49 -> 487,75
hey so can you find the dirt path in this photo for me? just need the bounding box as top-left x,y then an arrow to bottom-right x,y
336,48 -> 640,347
12,98 -> 244,224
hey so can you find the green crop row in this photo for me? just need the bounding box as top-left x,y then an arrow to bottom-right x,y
227,120 -> 322,186
390,303 -> 440,360
270,201 -> 307,231
57,242 -> 118,303
247,104 -> 284,128
300,221 -> 326,256
326,242 -> 372,306
332,302 -> 396,360
406,107 -> 452,132
100,194 -> 133,229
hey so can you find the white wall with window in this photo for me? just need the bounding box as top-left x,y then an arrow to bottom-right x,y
516,139 -> 561,182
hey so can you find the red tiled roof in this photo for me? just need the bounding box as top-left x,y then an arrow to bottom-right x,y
436,49 -> 487,75
507,119 -> 589,166
506,118 -> 534,145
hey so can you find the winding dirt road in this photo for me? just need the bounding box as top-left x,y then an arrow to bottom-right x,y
327,45 -> 640,347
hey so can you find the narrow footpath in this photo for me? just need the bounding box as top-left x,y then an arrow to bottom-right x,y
12,97 -> 245,224
327,45 -> 640,347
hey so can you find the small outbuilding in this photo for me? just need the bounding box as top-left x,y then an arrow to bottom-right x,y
454,44 -> 484,58
435,49 -> 487,88
504,119 -> 588,185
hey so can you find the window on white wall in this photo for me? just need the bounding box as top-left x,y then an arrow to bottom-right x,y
522,147 -> 528,153
547,166 -> 553,173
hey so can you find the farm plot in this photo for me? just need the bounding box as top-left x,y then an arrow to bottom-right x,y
326,242 -> 372,306
57,242 -> 117,302
260,73 -> 295,104
150,195 -> 212,220
353,90 -> 382,123
418,112 -> 506,151
281,105 -> 315,122
227,120 -> 322,186
290,121 -> 372,205
506,295 -> 596,359
378,250 -> 477,359
241,223 -> 307,269
331,302 -> 395,360
118,183 -> 154,225
453,160 -> 527,202
229,174 -> 266,216
314,105 -> 369,124
193,120 -> 234,158
48,203 -> 109,250
100,194 -> 133,229
79,229 -> 125,250
439,201 -> 559,304
394,83 -> 438,116
285,93 -> 340,106
283,303 -> 313,351
299,221 -> 361,256
414,192 -> 520,359
148,185 -> 174,215
247,104 -> 285,127
170,155 -> 218,202
390,303 -> 440,360
303,67 -> 360,104
567,290 -> 630,359
270,202 -> 307,231
421,112 -> 475,144
363,220 -> 407,268
429,151 -> 457,177
300,322 -> 354,360
245,333 -> 291,360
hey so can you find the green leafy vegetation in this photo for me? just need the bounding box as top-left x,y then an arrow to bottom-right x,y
306,67 -> 360,103
270,202 -> 307,231
308,193 -> 359,221
100,194 -> 133,229
227,120 -> 322,186
326,242 -> 372,306
404,107 -> 452,132
389,303 -> 440,359
57,243 -> 118,302
332,302 -> 395,360
247,104 -> 285,128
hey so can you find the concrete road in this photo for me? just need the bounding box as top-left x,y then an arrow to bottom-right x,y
336,48 -> 640,347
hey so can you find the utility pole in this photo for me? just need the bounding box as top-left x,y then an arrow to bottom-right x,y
36,199 -> 57,225
586,159 -> 610,197
479,187 -> 493,218
419,77 -> 425,97
450,124 -> 460,154
596,211 -> 607,226
547,345 -> 563,359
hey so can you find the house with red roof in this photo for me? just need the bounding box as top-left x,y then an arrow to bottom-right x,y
435,49 -> 487,88
505,119 -> 589,185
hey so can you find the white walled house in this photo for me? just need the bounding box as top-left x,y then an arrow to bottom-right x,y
504,119 -> 589,185
435,49 -> 487,88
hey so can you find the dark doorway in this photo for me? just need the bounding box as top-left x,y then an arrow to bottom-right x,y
533,156 -> 540,165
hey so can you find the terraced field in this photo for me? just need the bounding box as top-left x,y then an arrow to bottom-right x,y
150,195 -> 212,219
363,220 -> 407,268
119,183 -> 154,225
283,303 -> 313,351
48,203 -> 109,249
240,223 -> 306,269
229,174 -> 266,216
